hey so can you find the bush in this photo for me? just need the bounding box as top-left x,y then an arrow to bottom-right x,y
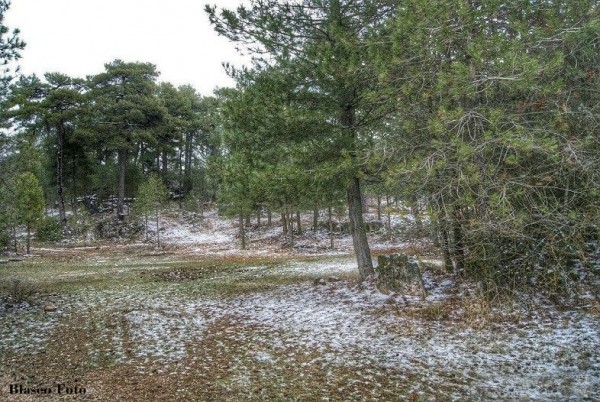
1,278 -> 38,304
36,216 -> 63,242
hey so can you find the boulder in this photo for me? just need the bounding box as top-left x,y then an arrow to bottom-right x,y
375,254 -> 426,299
43,304 -> 58,313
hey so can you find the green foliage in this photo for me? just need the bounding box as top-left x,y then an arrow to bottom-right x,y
0,0 -> 25,96
36,216 -> 62,242
135,174 -> 169,217
15,172 -> 44,228
382,0 -> 600,293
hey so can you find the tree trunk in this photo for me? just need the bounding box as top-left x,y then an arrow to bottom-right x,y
328,206 -> 334,249
239,211 -> 246,250
26,225 -> 31,254
452,206 -> 465,272
288,211 -> 294,247
161,150 -> 168,177
144,214 -> 148,241
178,147 -> 183,208
183,132 -> 193,194
56,123 -> 67,226
341,96 -> 374,279
296,211 -> 302,235
386,195 -> 391,231
117,149 -> 127,220
156,208 -> 161,248
440,216 -> 453,272
347,176 -> 374,278
12,225 -> 17,253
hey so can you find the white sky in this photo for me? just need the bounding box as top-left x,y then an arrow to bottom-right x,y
4,0 -> 250,96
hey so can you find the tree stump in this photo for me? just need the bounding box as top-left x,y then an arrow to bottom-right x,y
375,254 -> 426,299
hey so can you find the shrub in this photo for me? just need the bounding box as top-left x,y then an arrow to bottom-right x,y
36,216 -> 63,242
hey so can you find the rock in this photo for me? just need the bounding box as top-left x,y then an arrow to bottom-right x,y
313,278 -> 327,286
43,304 -> 58,313
375,254 -> 427,299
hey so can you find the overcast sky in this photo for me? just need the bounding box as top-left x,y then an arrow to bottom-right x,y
4,0 -> 250,96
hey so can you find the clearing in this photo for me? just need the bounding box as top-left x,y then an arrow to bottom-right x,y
0,209 -> 598,401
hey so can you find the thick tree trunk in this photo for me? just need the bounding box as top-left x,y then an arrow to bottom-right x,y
347,176 -> 374,278
56,123 -> 67,226
117,149 -> 127,220
341,101 -> 373,279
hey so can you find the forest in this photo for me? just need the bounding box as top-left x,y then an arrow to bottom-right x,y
2,0 -> 598,293
0,1 -> 599,400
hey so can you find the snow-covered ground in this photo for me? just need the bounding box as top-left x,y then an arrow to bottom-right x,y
1,257 -> 598,400
2,207 -> 598,400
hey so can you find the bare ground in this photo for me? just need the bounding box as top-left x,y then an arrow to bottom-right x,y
0,209 -> 598,401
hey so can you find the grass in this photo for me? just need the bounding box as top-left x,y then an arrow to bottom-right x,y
0,251 -> 598,401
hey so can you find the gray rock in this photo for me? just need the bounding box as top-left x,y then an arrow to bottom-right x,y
375,254 -> 427,299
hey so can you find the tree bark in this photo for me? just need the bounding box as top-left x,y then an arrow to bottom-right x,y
56,123 -> 67,226
156,208 -> 161,248
12,225 -> 17,253
296,211 -> 302,235
328,206 -> 334,249
282,213 -> 288,236
440,216 -> 453,272
26,225 -> 31,254
452,206 -> 465,272
341,101 -> 373,279
239,211 -> 246,250
347,176 -> 374,278
117,149 -> 127,220
183,132 -> 193,194
161,150 -> 168,177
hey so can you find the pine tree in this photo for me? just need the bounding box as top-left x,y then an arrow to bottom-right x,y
15,172 -> 44,254
88,60 -> 166,220
207,1 -> 397,278
135,174 -> 168,248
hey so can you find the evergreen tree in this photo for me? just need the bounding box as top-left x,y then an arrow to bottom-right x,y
15,172 -> 44,254
0,0 -> 25,97
207,1 -> 397,278
135,174 -> 169,247
88,60 -> 165,220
